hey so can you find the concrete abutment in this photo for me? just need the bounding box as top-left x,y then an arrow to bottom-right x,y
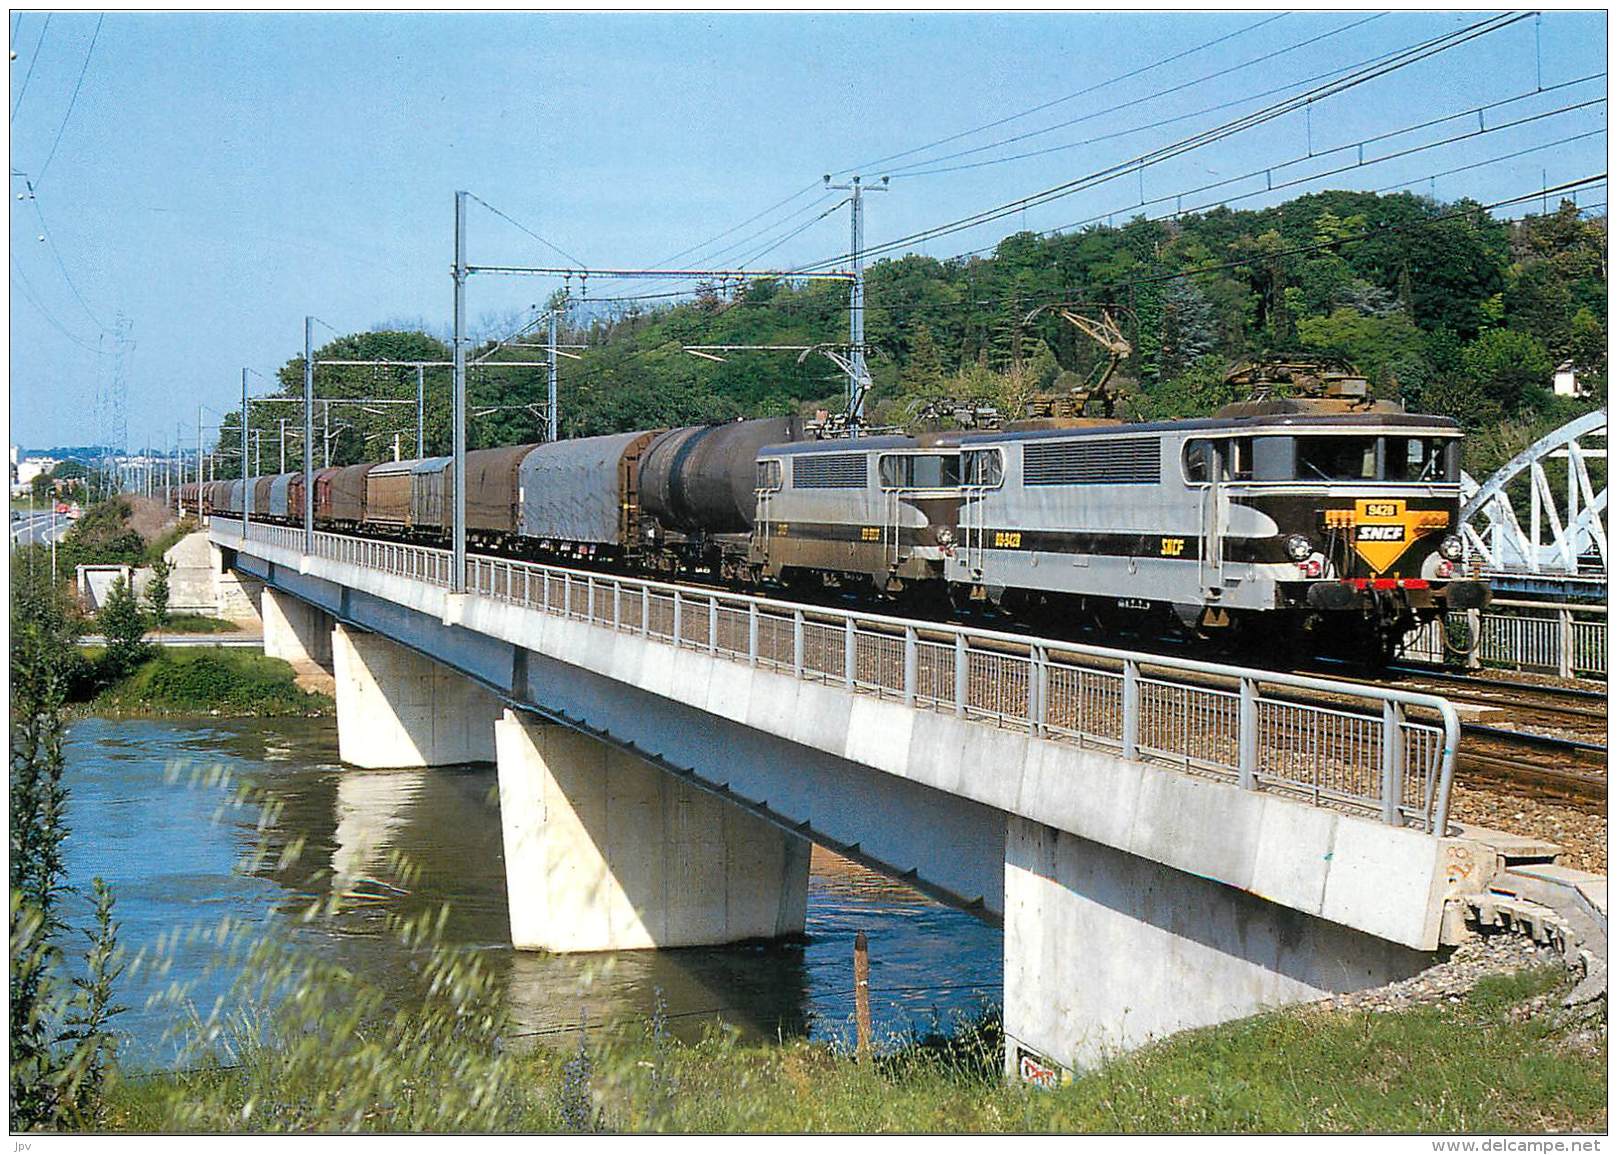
332,623 -> 501,768
1002,816 -> 1437,1076
493,708 -> 811,952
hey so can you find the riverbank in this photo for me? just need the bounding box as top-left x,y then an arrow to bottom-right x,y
86,649 -> 332,717
96,938 -> 1604,1134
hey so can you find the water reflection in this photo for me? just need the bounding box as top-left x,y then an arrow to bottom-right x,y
61,715 -> 1001,1067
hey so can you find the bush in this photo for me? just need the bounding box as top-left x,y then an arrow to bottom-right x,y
94,579 -> 150,680
145,560 -> 171,630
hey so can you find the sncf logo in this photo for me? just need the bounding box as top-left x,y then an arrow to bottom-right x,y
1357,525 -> 1405,542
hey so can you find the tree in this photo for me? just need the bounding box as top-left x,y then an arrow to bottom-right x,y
1295,308 -> 1429,391
1157,278 -> 1219,378
1459,328 -> 1555,416
900,322 -> 945,395
145,559 -> 171,631
96,578 -> 149,679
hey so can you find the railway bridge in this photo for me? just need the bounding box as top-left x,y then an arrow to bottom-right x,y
207,516 -> 1594,1077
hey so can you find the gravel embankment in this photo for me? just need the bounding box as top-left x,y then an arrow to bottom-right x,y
1315,933 -> 1565,1014
1448,783 -> 1607,874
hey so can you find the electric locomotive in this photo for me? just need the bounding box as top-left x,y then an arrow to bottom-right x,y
750,395 -> 1488,660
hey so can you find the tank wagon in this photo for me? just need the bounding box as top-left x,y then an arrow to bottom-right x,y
206,404 -> 1486,660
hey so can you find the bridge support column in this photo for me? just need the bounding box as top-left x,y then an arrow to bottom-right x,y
262,587 -> 333,670
1002,817 -> 1433,1078
494,708 -> 810,952
331,623 -> 499,768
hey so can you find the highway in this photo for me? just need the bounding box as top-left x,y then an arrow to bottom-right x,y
10,510 -> 72,547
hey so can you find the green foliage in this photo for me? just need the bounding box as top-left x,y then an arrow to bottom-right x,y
10,563 -> 125,1130
95,578 -> 150,680
1460,328 -> 1556,416
1295,308 -> 1428,393
159,614 -> 241,635
91,650 -> 332,717
96,957 -> 1603,1133
56,498 -> 146,572
1132,355 -> 1243,421
145,559 -> 171,630
235,191 -> 1600,455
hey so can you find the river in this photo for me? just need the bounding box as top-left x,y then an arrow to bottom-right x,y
62,715 -> 1002,1068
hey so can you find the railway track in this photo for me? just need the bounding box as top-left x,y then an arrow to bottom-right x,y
1302,661 -> 1607,812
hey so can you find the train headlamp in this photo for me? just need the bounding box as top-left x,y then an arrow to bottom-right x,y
1438,534 -> 1464,562
1284,534 -> 1315,562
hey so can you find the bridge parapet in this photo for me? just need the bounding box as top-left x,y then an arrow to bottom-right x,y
213,516 -> 1460,835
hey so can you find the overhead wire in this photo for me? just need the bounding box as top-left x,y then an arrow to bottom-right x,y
9,253 -> 110,354
837,11 -> 1293,176
610,178 -> 828,299
607,14 -> 1299,300
10,12 -> 49,124
880,10 -> 1392,178
466,192 -> 588,269
26,192 -> 110,331
1021,92 -> 1607,253
790,12 -> 1536,272
556,172 -> 1607,342
892,60 -> 1599,183
34,12 -> 102,190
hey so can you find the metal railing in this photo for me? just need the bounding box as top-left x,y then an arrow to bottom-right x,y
213,518 -> 1461,833
1403,600 -> 1607,679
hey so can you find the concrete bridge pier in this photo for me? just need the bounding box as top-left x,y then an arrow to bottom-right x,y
262,587 -> 334,671
1002,817 -> 1435,1077
493,708 -> 811,952
331,623 -> 501,769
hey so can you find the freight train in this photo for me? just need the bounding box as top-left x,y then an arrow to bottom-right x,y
176,402 -> 1490,661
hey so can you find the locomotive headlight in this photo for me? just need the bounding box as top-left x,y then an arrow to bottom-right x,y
1284,534 -> 1315,562
1438,534 -> 1464,561
936,527 -> 954,546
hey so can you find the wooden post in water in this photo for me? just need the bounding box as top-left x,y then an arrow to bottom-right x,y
854,930 -> 872,1061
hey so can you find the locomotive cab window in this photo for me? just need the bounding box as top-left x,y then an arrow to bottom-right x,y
963,448 -> 1004,487
1183,438 -> 1252,483
878,453 -> 961,490
755,459 -> 783,492
1385,436 -> 1458,482
1297,436 -> 1377,481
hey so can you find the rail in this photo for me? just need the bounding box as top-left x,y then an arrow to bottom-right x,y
1403,600 -> 1607,678
212,517 -> 1461,833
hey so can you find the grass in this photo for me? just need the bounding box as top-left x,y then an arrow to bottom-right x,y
94,957 -> 1604,1134
91,650 -> 332,717
154,614 -> 241,634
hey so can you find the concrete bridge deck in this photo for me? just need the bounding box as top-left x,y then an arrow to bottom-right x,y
207,517 -> 1584,1076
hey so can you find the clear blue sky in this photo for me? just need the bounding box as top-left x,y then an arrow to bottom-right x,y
7,9 -> 1607,453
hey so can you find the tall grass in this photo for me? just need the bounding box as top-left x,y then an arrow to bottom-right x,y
89,753 -> 1608,1135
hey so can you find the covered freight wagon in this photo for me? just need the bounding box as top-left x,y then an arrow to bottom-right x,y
364,460 -> 417,529
517,430 -> 661,551
465,444 -> 537,538
268,473 -> 295,519
410,457 -> 453,535
327,463 -> 375,527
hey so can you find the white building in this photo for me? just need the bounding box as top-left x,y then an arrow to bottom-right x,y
1553,360 -> 1583,398
15,456 -> 59,486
